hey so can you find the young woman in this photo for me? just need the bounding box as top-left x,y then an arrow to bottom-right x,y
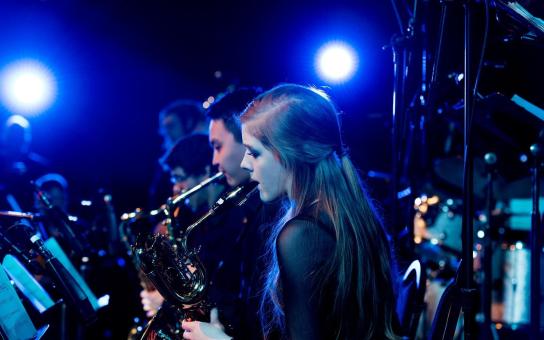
239,84 -> 398,339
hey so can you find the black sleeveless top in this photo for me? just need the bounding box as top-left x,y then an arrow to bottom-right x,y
276,213 -> 336,339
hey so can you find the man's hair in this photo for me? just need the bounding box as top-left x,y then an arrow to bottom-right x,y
159,100 -> 206,136
206,87 -> 262,143
161,133 -> 212,177
35,173 -> 68,193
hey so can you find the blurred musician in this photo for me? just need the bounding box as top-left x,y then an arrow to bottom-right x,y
33,173 -> 89,260
148,100 -> 209,209
0,115 -> 50,211
140,133 -> 224,318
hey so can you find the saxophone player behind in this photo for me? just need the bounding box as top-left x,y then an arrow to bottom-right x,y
139,133 -> 224,318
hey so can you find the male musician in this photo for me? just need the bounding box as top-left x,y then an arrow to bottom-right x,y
140,133 -> 223,317
33,173 -> 89,259
149,100 -> 209,208
161,133 -> 222,213
0,115 -> 50,211
208,91 -> 253,188
182,87 -> 278,340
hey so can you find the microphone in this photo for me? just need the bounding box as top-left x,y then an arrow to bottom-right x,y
32,182 -> 85,257
22,226 -> 96,324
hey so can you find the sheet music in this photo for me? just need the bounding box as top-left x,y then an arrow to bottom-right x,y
511,94 -> 544,122
507,1 -> 544,34
44,238 -> 99,310
3,255 -> 55,314
0,263 -> 37,340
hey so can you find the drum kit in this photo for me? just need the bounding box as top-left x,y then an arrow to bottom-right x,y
414,101 -> 544,337
384,0 -> 544,335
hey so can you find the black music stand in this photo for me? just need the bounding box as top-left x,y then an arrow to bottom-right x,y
429,261 -> 463,340
396,259 -> 427,339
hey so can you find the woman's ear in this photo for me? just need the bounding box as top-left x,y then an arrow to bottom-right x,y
273,150 -> 282,162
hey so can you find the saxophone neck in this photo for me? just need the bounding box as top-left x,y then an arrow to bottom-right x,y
183,181 -> 258,242
170,172 -> 225,206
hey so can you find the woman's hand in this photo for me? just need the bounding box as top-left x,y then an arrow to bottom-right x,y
181,308 -> 232,340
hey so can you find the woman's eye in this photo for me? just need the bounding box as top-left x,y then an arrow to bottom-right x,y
246,149 -> 258,158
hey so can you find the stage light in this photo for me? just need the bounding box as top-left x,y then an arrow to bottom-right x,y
315,41 -> 358,84
1,59 -> 57,116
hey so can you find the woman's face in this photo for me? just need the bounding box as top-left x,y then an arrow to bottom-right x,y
240,125 -> 291,202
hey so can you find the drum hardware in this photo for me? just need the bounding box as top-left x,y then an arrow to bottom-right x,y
479,152 -> 497,336
413,193 -> 484,256
528,142 -> 542,337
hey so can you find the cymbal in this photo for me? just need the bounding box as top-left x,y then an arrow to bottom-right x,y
498,176 -> 544,199
433,156 -> 507,197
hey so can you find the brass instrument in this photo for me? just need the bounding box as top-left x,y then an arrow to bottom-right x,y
165,171 -> 225,241
120,172 -> 225,254
122,172 -> 224,339
133,181 -> 258,340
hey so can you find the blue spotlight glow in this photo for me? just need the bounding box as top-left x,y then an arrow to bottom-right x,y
315,41 -> 358,84
1,59 -> 57,116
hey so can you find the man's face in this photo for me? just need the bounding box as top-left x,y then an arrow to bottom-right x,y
170,167 -> 203,195
209,119 -> 249,187
170,166 -> 208,210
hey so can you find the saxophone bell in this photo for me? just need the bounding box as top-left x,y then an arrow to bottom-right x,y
132,180 -> 259,339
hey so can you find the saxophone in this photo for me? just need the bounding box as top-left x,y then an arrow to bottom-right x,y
122,172 -> 223,339
132,179 -> 258,339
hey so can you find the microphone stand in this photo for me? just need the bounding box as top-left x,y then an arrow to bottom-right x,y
23,227 -> 96,325
388,0 -> 418,263
461,0 -> 478,338
32,183 -> 85,258
481,152 -> 496,337
529,142 -> 542,339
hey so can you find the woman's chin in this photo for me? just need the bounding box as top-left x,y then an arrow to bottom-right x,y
258,188 -> 279,203
258,188 -> 270,202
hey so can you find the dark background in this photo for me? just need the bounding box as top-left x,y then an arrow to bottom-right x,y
0,0 -> 401,215
1,0 -> 542,214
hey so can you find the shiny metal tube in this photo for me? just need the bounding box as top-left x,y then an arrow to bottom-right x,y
120,172 -> 224,223
170,171 -> 224,206
0,211 -> 35,219
182,181 -> 258,247
133,180 -> 258,339
166,171 -> 224,239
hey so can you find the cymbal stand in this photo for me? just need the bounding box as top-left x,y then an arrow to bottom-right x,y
388,0 -> 425,258
481,152 -> 496,336
460,0 -> 478,338
529,142 -> 542,339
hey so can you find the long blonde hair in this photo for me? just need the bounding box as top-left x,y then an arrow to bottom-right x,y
241,84 -> 398,339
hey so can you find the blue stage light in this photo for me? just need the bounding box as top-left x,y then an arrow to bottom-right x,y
315,41 -> 358,84
316,42 -> 357,83
1,59 -> 57,116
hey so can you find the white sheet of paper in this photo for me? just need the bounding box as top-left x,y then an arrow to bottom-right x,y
0,263 -> 37,339
44,238 -> 99,310
2,255 -> 55,313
